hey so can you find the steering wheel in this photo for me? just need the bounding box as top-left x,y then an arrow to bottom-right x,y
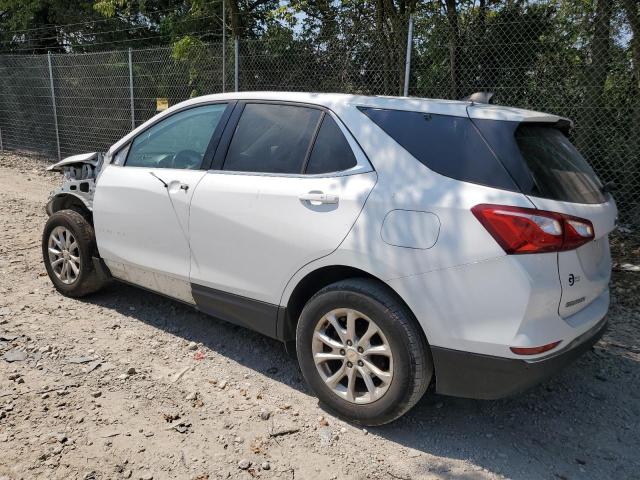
171,149 -> 202,169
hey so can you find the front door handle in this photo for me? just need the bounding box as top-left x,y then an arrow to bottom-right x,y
299,192 -> 339,205
167,180 -> 190,193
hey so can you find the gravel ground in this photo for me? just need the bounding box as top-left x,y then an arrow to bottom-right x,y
0,152 -> 639,480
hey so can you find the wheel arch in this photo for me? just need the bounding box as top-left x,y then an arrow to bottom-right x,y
47,193 -> 92,222
278,264 -> 424,346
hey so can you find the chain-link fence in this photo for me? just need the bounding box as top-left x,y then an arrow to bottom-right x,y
0,7 -> 638,225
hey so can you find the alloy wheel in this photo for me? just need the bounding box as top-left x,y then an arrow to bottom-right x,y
311,308 -> 394,404
48,226 -> 81,284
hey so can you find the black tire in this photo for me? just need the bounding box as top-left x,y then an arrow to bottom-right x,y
296,278 -> 433,426
42,209 -> 107,297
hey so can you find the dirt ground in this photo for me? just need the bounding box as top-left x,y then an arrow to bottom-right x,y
0,152 -> 639,480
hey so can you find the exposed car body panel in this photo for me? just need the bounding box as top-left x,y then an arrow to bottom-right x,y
45,152 -> 103,215
46,152 -> 100,172
104,259 -> 195,304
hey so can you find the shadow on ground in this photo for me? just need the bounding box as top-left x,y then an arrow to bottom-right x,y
82,281 -> 640,480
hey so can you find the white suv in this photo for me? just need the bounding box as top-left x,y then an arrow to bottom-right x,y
42,92 -> 616,425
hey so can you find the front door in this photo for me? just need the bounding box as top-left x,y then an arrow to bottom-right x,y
93,103 -> 230,302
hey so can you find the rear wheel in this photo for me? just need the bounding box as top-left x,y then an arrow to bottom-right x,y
296,278 -> 432,425
42,209 -> 108,297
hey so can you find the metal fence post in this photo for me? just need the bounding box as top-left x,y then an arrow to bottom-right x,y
222,0 -> 226,93
47,52 -> 61,161
234,37 -> 239,92
128,48 -> 135,130
403,14 -> 414,97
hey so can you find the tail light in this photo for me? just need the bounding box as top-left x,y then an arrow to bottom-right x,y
472,204 -> 594,254
510,340 -> 561,355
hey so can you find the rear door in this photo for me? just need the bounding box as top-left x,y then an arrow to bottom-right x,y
188,102 -> 376,333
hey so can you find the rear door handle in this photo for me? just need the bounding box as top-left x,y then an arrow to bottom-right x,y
299,192 -> 339,205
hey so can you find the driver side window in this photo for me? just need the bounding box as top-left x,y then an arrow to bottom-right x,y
126,103 -> 227,169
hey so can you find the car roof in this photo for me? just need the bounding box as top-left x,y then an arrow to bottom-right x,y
169,91 -> 564,123
108,91 -> 566,154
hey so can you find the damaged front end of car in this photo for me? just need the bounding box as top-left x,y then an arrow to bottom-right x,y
45,152 -> 105,216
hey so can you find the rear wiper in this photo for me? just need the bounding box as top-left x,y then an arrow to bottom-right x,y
600,181 -> 616,194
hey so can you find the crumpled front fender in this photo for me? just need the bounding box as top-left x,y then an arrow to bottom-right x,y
46,152 -> 104,215
47,152 -> 99,172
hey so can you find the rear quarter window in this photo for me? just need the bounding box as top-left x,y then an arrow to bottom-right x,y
358,107 -> 517,191
305,115 -> 357,174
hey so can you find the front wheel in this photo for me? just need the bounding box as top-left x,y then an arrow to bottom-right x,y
296,278 -> 433,425
42,209 -> 108,297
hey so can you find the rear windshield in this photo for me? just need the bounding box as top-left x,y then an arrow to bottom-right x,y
514,125 -> 605,204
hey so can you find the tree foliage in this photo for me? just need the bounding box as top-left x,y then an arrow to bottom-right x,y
0,0 -> 638,220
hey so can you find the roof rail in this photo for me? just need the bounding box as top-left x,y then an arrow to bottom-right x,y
462,91 -> 495,104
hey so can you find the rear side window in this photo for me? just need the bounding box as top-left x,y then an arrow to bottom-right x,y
358,107 -> 517,190
514,125 -> 605,204
223,103 -> 321,174
305,116 -> 357,174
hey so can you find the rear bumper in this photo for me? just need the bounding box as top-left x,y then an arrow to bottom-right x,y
431,317 -> 607,400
